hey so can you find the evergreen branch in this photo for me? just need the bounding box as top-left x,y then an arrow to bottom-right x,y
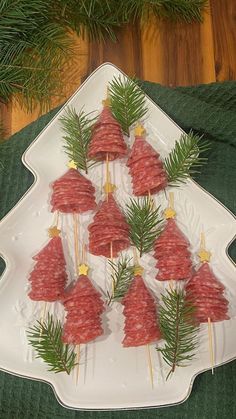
27,313 -> 77,375
125,197 -> 163,257
164,131 -> 210,186
123,0 -> 207,23
109,76 -> 148,135
59,107 -> 97,173
108,256 -> 135,304
157,289 -> 199,380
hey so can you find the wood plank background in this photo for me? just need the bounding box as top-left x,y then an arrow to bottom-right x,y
1,0 -> 236,138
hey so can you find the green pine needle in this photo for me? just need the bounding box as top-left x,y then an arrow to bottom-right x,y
27,313 -> 77,375
109,76 -> 148,135
108,256 -> 135,304
125,197 -> 163,257
157,289 -> 199,380
164,131 -> 210,186
59,107 -> 97,173
134,0 -> 207,23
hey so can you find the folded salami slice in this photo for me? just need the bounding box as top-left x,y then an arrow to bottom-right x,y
88,105 -> 127,161
88,193 -> 130,258
50,168 -> 96,213
127,134 -> 167,196
28,237 -> 68,302
121,275 -> 161,347
185,263 -> 229,323
154,218 -> 192,281
62,274 -> 105,345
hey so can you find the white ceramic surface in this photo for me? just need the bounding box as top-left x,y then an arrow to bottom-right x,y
0,63 -> 235,411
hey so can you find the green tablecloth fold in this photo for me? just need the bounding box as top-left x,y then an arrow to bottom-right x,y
0,80 -> 235,419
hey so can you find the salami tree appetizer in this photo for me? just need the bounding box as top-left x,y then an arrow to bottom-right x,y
50,168 -> 96,213
186,263 -> 229,323
127,125 -> 167,196
121,274 -> 161,347
88,100 -> 127,161
154,216 -> 192,281
28,234 -> 68,302
62,271 -> 105,345
88,192 -> 130,258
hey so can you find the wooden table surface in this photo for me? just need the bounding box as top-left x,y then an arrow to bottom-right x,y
1,0 -> 235,138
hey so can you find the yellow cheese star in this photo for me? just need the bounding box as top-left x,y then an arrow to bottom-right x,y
133,265 -> 144,276
164,208 -> 176,219
67,160 -> 77,169
78,264 -> 89,275
198,250 -> 211,263
103,182 -> 116,194
48,226 -> 61,237
102,97 -> 111,107
134,124 -> 146,137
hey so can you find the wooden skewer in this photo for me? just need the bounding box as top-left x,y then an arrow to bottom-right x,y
106,153 -> 109,202
198,232 -> 214,374
146,344 -> 154,389
208,317 -> 214,375
132,248 -> 154,388
110,241 -> 115,296
73,212 -> 81,384
169,192 -> 174,210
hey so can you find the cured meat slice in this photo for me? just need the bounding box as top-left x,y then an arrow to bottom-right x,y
88,105 -> 127,161
127,133 -> 167,196
28,237 -> 68,302
154,218 -> 192,281
121,275 -> 161,347
50,168 -> 96,213
88,193 -> 130,258
62,274 -> 105,345
185,263 -> 229,323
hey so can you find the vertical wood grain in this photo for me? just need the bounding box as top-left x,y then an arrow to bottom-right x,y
211,0 -> 236,81
141,16 -> 164,83
88,23 -> 143,78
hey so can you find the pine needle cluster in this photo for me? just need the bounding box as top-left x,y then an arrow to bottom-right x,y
108,256 -> 135,304
109,76 -> 148,135
164,131 -> 210,186
157,289 -> 199,379
59,107 -> 97,173
27,313 -> 77,374
125,197 -> 163,256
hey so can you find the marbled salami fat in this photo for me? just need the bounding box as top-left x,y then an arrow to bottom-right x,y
88,193 -> 130,258
62,275 -> 105,345
28,237 -> 67,302
88,106 -> 127,161
50,169 -> 96,213
127,135 -> 167,196
185,263 -> 229,323
154,218 -> 192,281
121,275 -> 161,347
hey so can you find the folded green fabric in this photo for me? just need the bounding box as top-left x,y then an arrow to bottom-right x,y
0,81 -> 235,419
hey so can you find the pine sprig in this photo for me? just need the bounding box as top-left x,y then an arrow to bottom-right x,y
27,313 -> 77,375
59,107 -> 97,173
108,256 -> 135,304
164,131 -> 210,186
125,0 -> 207,23
109,76 -> 148,135
125,197 -> 163,257
157,289 -> 199,380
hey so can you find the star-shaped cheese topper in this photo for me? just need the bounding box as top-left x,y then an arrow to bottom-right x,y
164,192 -> 176,219
164,207 -> 176,219
103,181 -> 116,194
48,226 -> 61,237
198,232 -> 212,263
134,124 -> 146,137
78,263 -> 89,276
67,160 -> 77,169
102,97 -> 111,107
133,265 -> 144,276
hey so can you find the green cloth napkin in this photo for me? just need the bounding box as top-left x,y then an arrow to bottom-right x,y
0,81 -> 235,419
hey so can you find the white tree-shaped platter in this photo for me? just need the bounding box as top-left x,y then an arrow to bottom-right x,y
0,63 -> 235,410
